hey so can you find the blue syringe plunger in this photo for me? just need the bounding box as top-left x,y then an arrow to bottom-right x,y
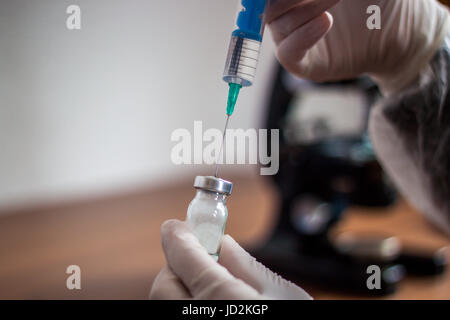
233,0 -> 266,41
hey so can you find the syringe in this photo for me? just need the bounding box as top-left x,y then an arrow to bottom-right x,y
223,0 -> 268,116
215,0 -> 268,177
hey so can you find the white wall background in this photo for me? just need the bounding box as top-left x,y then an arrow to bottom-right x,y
0,0 -> 277,210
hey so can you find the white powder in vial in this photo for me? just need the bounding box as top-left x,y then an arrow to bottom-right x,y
192,222 -> 223,255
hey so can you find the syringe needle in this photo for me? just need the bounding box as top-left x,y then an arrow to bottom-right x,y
214,114 -> 230,177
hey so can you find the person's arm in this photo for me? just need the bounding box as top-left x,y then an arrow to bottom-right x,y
370,40 -> 450,234
267,0 -> 450,234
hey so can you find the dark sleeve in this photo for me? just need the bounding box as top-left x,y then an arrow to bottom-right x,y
369,40 -> 450,234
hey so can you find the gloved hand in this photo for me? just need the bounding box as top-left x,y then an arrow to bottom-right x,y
150,219 -> 312,300
267,0 -> 449,95
267,0 -> 450,235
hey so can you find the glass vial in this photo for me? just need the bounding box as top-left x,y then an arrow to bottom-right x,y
186,176 -> 233,261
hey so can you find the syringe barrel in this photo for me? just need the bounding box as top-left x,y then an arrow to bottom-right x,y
223,36 -> 261,87
223,0 -> 268,87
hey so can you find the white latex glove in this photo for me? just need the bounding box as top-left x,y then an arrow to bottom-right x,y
267,0 -> 449,95
150,219 -> 312,300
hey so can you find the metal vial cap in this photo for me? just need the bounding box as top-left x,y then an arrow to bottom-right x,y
194,176 -> 233,195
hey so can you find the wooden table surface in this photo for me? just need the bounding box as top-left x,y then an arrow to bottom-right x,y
0,174 -> 448,299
